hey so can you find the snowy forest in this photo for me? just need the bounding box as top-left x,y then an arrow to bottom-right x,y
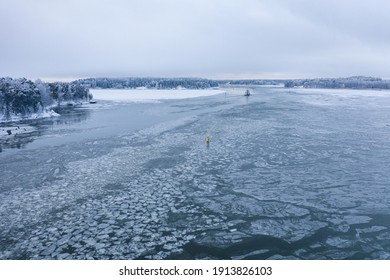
75,76 -> 390,90
75,77 -> 219,89
284,76 -> 390,89
0,77 -> 91,121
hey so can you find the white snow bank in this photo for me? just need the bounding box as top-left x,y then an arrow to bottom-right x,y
0,109 -> 60,123
90,89 -> 225,103
281,87 -> 390,97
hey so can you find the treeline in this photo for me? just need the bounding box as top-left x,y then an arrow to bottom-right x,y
220,76 -> 390,89
284,76 -> 390,89
0,77 -> 92,120
218,79 -> 285,86
75,76 -> 390,90
75,77 -> 219,89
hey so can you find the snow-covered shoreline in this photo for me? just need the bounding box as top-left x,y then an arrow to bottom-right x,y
0,109 -> 58,150
0,109 -> 60,124
279,87 -> 390,97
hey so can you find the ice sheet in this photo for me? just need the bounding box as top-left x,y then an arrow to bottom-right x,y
90,88 -> 225,103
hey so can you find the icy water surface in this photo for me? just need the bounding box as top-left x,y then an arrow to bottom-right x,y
1,88 -> 390,259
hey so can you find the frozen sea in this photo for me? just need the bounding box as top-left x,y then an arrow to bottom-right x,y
1,88 -> 390,260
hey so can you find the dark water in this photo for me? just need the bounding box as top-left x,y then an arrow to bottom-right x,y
1,88 -> 390,260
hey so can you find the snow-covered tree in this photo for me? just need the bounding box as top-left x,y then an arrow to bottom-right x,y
11,78 -> 40,117
35,79 -> 52,109
1,77 -> 91,120
0,77 -> 15,120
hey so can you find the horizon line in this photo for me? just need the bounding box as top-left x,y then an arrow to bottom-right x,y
24,75 -> 389,83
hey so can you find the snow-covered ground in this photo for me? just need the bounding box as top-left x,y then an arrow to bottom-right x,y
0,109 -> 59,124
90,88 -> 225,103
281,87 -> 390,97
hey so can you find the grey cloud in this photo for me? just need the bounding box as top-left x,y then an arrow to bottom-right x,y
0,0 -> 389,80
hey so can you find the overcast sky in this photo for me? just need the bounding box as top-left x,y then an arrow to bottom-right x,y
1,0 -> 390,80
